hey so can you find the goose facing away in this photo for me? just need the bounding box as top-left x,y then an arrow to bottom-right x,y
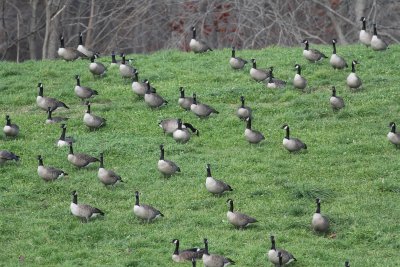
330,39 -> 348,69
346,60 -> 362,89
172,119 -> 198,143
46,107 -> 69,124
144,80 -> 168,108
237,96 -> 252,120
312,198 -> 330,233
89,55 -> 107,77
244,118 -> 265,144
205,164 -> 233,195
70,190 -> 104,223
133,191 -> 164,222
330,86 -> 345,111
359,17 -> 372,47
371,23 -> 388,51
74,75 -> 98,100
3,115 -> 19,137
158,144 -> 180,177
119,53 -> 136,78
189,26 -> 212,53
266,67 -> 286,89
98,153 -> 123,186
190,93 -> 219,118
171,239 -> 204,263
302,39 -> 327,62
267,235 -> 296,266
67,143 -> 99,168
83,102 -> 106,130
77,32 -> 95,58
56,124 -> 75,147
36,83 -> 69,111
202,238 -> 235,267
229,47 -> 247,69
387,122 -> 400,146
0,150 -> 19,163
250,59 -> 269,81
58,35 -> 84,61
281,124 -> 307,152
178,87 -> 194,110
37,155 -> 68,181
226,199 -> 258,229
293,64 -> 307,90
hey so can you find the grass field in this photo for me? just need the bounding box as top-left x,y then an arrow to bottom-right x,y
1,44 -> 400,266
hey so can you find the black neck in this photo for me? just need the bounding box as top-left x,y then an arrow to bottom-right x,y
160,147 -> 164,160
228,200 -> 234,212
69,144 -> 74,155
391,124 -> 396,133
332,88 -> 336,97
316,202 -> 321,213
285,127 -> 290,139
135,193 -> 140,205
177,120 -> 183,130
362,20 -> 366,30
332,42 -> 337,54
204,240 -> 209,255
73,194 -> 78,204
206,165 -> 211,177
99,154 -> 104,168
60,37 -> 65,48
278,253 -> 283,265
304,42 -> 309,50
246,118 -> 252,130
79,33 -> 83,45
184,123 -> 197,133
146,82 -> 152,93
351,62 -> 356,73
296,66 -> 301,75
252,60 -> 256,68
38,157 -> 43,166
192,28 -> 196,39
47,109 -> 52,119
38,85 -> 43,96
270,237 -> 276,250
60,127 -> 66,140
76,77 -> 80,86
173,241 -> 179,255
111,52 -> 117,63
122,55 -> 126,64
90,56 -> 95,63
268,72 -> 273,83
240,97 -> 245,108
193,94 -> 197,104
133,71 -> 138,82
373,24 -> 377,35
6,116 -> 11,126
180,88 -> 185,98
87,104 -> 91,114
231,48 -> 235,58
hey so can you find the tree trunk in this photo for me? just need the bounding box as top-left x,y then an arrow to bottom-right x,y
42,0 -> 63,59
29,0 -> 39,60
85,0 -> 95,47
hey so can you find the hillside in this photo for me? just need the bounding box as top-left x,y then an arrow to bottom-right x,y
1,45 -> 400,266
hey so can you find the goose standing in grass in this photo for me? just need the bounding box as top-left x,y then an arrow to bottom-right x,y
70,190 -> 104,223
237,96 -> 252,120
98,152 -> 123,186
250,58 -> 269,81
67,143 -> 99,168
312,198 -> 330,233
133,191 -> 164,222
144,80 -> 168,108
178,87 -> 194,110
3,115 -> 19,137
171,239 -> 204,263
330,39 -> 348,69
37,155 -> 68,181
205,164 -> 233,196
266,67 -> 286,89
58,35 -> 84,61
56,124 -> 75,147
36,83 -> 69,112
244,118 -> 265,144
77,32 -> 95,58
89,55 -> 107,77
293,64 -> 307,90
267,235 -> 296,266
281,124 -> 307,152
387,122 -> 400,147
359,17 -> 372,47
371,23 -> 388,51
229,47 -> 247,69
172,119 -> 199,143
189,26 -> 212,53
190,93 -> 219,118
46,107 -> 69,124
74,75 -> 98,101
119,53 -> 136,79
346,60 -> 362,89
302,39 -> 327,62
226,199 -> 258,229
330,86 -> 345,111
110,51 -> 121,67
83,102 -> 106,130
158,144 -> 180,177
0,150 -> 19,163
202,238 -> 235,267
132,71 -> 154,97
159,118 -> 198,135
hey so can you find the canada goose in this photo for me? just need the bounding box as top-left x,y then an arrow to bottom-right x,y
3,115 -> 19,137
250,59 -> 269,81
302,39 -> 327,62
37,155 -> 68,181
267,235 -> 296,266
74,75 -> 98,100
330,39 -> 348,69
158,144 -> 180,177
58,35 -> 84,61
0,150 -> 19,163
77,32 -> 95,58
173,119 -> 198,143
202,238 -> 235,267
387,122 -> 400,146
205,164 -> 233,196
359,17 -> 372,46
345,260 -> 350,267
293,64 -> 307,90
89,55 -> 107,77
36,83 -> 69,111
281,124 -> 307,152
110,51 -> 121,67
159,118 -> 198,135
171,239 -> 204,263
189,26 -> 212,53
133,191 -> 164,222
144,80 -> 168,108
330,86 -> 345,110
98,152 -> 123,186
67,143 -> 99,168
229,47 -> 247,69
46,107 -> 69,124
346,60 -> 362,89
226,199 -> 258,229
119,53 -> 136,78
237,96 -> 252,120
83,102 -> 106,130
132,70 -> 154,97
312,198 -> 330,233
190,93 -> 219,118
56,124 -> 75,147
178,87 -> 194,110
266,67 -> 286,89
70,190 -> 104,223
244,118 -> 265,144
371,23 -> 388,51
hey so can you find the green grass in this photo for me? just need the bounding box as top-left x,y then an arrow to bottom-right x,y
1,44 -> 400,266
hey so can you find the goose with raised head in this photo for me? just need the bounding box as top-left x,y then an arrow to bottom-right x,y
346,60 -> 362,89
144,80 -> 168,108
98,152 -> 123,186
83,102 -> 106,130
56,124 -> 75,147
36,83 -> 69,111
226,199 -> 258,229
46,107 -> 69,124
202,238 -> 235,267
190,93 -> 219,118
0,150 -> 19,163
244,118 -> 265,144
89,55 -> 107,77
159,118 -> 198,135
171,239 -> 204,263
205,164 -> 232,196
70,190 -> 104,223
172,119 -> 198,143
178,87 -> 194,110
237,96 -> 252,120
312,198 -> 330,233
359,17 -> 372,47
229,47 -> 247,69
250,59 -> 269,81
387,122 -> 400,147
267,235 -> 296,266
110,51 -> 121,67
77,32 -> 95,58
189,26 -> 212,53
119,53 -> 136,78
330,86 -> 345,111
158,144 -> 180,177
74,75 -> 98,100
293,64 -> 307,90
37,155 -> 68,181
371,23 -> 388,51
302,39 -> 327,62
3,115 -> 19,137
281,124 -> 307,152
330,39 -> 348,69
266,67 -> 286,89
133,191 -> 164,222
58,35 -> 84,61
67,143 -> 99,168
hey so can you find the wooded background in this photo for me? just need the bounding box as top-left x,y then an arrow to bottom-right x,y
1,0 -> 399,62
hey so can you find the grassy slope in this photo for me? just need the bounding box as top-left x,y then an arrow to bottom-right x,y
0,44 -> 400,267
